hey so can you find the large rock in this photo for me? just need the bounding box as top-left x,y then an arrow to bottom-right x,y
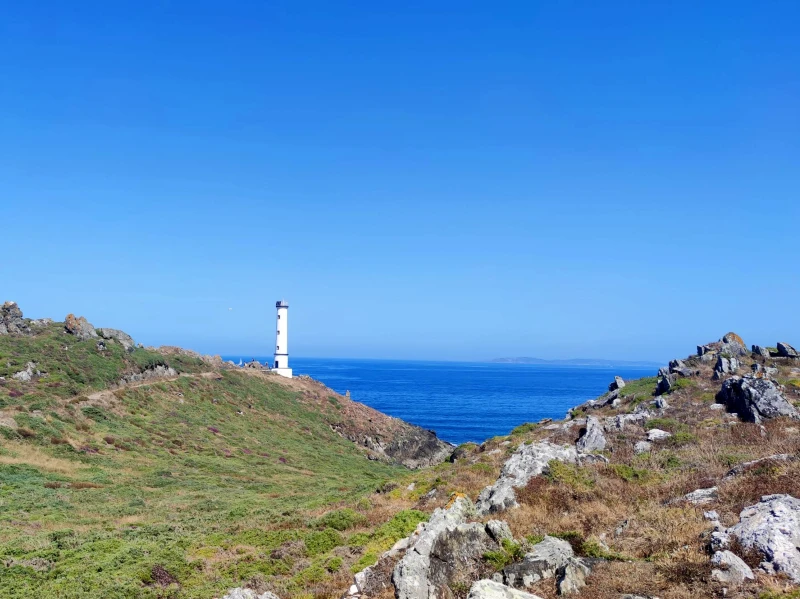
393,495 -> 475,598
710,550 -> 754,584
682,487 -> 718,505
64,314 -> 98,340
475,442 -> 578,514
728,494 -> 800,583
467,580 -> 541,599
608,376 -> 625,391
502,536 -> 573,588
716,376 -> 800,423
655,373 -> 675,396
576,416 -> 606,453
97,328 -> 136,352
713,356 -> 739,380
428,522 -> 498,597
752,345 -> 771,358
669,359 -> 698,377
777,342 -> 799,358
647,428 -> 672,442
556,557 -> 595,595
0,301 -> 30,335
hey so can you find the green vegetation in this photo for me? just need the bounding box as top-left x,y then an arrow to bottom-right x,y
546,460 -> 595,490
350,509 -> 428,573
483,538 -> 524,570
618,376 -> 658,405
0,325 -> 407,598
510,422 -> 538,436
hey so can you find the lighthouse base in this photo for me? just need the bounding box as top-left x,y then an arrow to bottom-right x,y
271,367 -> 293,379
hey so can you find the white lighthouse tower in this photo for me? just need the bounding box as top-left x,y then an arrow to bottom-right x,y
271,300 -> 292,378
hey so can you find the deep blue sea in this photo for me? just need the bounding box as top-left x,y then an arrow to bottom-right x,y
221,356 -> 656,445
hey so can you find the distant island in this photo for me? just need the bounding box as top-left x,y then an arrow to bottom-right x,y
488,356 -> 662,367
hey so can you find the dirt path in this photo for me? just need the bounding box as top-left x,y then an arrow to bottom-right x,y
78,370 -> 220,403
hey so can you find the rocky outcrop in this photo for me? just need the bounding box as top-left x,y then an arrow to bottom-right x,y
751,363 -> 778,378
668,359 -> 699,378
727,494 -> 800,583
428,522 -> 498,597
392,495 -> 476,598
502,536 -> 573,588
605,408 -> 652,432
97,328 -> 136,352
716,376 -> 800,423
711,550 -> 754,584
222,588 -> 278,599
655,373 -> 675,396
698,334 -> 749,361
752,345 -> 771,358
609,376 -> 625,391
476,442 -> 577,514
777,342 -> 799,358
634,440 -> 651,454
12,361 -> 42,382
118,365 -> 177,385
556,557 -> 595,595
724,454 -> 796,479
65,314 -> 98,340
0,301 -> 30,335
468,580 -> 541,599
713,356 -> 740,380
382,430 -> 455,470
576,416 -> 606,453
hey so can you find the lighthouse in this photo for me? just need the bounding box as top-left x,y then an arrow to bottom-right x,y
271,300 -> 292,378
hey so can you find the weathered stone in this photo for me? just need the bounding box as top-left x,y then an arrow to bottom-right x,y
634,441 -> 652,454
654,397 -> 669,410
12,361 -> 39,382
576,415 -> 606,453
752,345 -> 771,358
467,580 -> 541,599
683,487 -> 718,505
751,363 -> 778,378
709,403 -> 725,410
428,522 -> 497,597
605,411 -> 652,432
728,494 -> 800,582
647,428 -> 672,442
486,520 -> 514,544
609,376 -> 626,391
97,328 -> 136,352
0,301 -> 30,335
222,587 -> 278,599
716,376 -> 800,423
503,536 -> 573,588
710,530 -> 731,551
556,557 -> 593,595
475,442 -> 577,514
713,356 -> 740,380
393,495 -> 475,598
711,550 -> 755,584
655,373 -> 675,396
64,314 -> 98,340
777,342 -> 799,358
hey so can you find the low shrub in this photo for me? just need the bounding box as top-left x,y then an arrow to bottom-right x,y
315,508 -> 366,531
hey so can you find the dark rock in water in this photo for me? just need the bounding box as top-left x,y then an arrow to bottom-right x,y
64,313 -> 98,340
97,328 -> 136,352
1,301 -> 31,336
716,376 -> 800,423
777,342 -> 799,358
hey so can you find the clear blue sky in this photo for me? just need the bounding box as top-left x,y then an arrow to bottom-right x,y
2,1 -> 798,362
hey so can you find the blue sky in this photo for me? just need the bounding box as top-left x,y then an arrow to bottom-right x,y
2,1 -> 798,362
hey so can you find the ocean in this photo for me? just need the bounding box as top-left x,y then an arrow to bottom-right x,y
221,356 -> 657,445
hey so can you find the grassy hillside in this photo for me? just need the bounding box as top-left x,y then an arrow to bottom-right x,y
0,324 -> 423,598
